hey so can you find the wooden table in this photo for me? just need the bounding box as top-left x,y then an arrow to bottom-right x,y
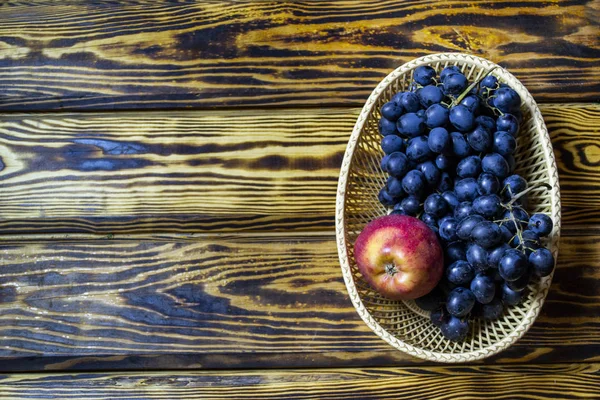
0,1 -> 599,398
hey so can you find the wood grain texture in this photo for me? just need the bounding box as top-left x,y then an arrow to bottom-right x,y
0,104 -> 598,234
547,104 -> 600,224
0,108 -> 350,233
1,364 -> 599,399
0,227 -> 598,371
0,0 -> 598,111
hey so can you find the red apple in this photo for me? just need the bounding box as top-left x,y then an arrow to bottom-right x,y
353,214 -> 444,300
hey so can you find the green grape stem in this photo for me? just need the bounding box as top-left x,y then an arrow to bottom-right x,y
508,207 -> 524,250
508,183 -> 552,206
501,182 -> 551,254
452,66 -> 499,107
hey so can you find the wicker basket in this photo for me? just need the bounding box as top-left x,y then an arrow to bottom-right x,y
336,53 -> 561,362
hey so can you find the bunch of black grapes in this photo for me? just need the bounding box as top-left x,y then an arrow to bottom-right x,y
377,64 -> 555,341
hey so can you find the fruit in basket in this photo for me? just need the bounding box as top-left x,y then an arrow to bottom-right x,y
441,315 -> 469,341
353,214 -> 444,300
528,213 -> 553,236
369,63 -> 556,341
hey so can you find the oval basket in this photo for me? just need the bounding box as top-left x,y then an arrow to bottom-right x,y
336,53 -> 561,363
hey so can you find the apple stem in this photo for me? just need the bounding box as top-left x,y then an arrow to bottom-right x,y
385,263 -> 398,276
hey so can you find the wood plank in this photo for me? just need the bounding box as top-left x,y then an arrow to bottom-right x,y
0,1 -> 598,111
0,227 -> 598,371
1,364 -> 599,399
0,108 -> 350,233
0,104 -> 598,234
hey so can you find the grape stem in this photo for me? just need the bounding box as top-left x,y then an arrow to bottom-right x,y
502,181 -> 551,254
508,183 -> 552,206
507,206 -> 525,251
452,66 -> 499,106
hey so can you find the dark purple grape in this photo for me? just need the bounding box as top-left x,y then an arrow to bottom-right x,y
446,241 -> 467,262
381,135 -> 405,155
435,153 -> 453,170
456,155 -> 482,179
501,207 -> 529,233
443,72 -> 468,95
437,172 -> 453,192
529,248 -> 555,277
442,191 -> 460,210
467,125 -> 493,152
406,136 -> 433,163
425,104 -> 449,128
400,196 -> 421,216
402,169 -> 426,195
501,283 -> 524,306
380,155 -> 390,173
497,113 -> 519,137
440,65 -> 462,82
498,249 -> 528,281
477,173 -> 500,195
386,152 -> 409,177
417,161 -> 441,187
428,127 -> 451,153
386,176 -> 405,197
512,230 -> 541,254
480,86 -> 495,101
421,212 -> 438,227
528,213 -> 553,237
472,194 -> 502,219
460,95 -> 480,113
439,217 -> 459,242
494,87 -> 521,113
499,224 -> 513,243
397,113 -> 426,138
401,92 -> 421,113
424,193 -> 448,218
493,130 -> 517,157
381,101 -> 404,121
506,269 -> 531,291
475,115 -> 496,132
414,65 -> 436,86
450,105 -> 475,132
502,175 -> 527,198
391,91 -> 404,105
379,117 -> 397,136
481,298 -> 504,320
488,243 -> 511,268
450,132 -> 472,158
431,308 -> 449,328
482,153 -> 510,179
454,201 -> 473,222
446,287 -> 476,317
390,208 -> 408,215
455,178 -> 479,202
481,75 -> 498,89
447,260 -> 475,286
441,316 -> 470,341
378,187 -> 397,207
467,243 -> 489,272
456,214 -> 485,240
471,221 -> 502,248
470,273 -> 496,304
418,85 -> 444,108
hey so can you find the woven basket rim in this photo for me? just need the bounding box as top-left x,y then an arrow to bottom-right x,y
335,53 -> 561,363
